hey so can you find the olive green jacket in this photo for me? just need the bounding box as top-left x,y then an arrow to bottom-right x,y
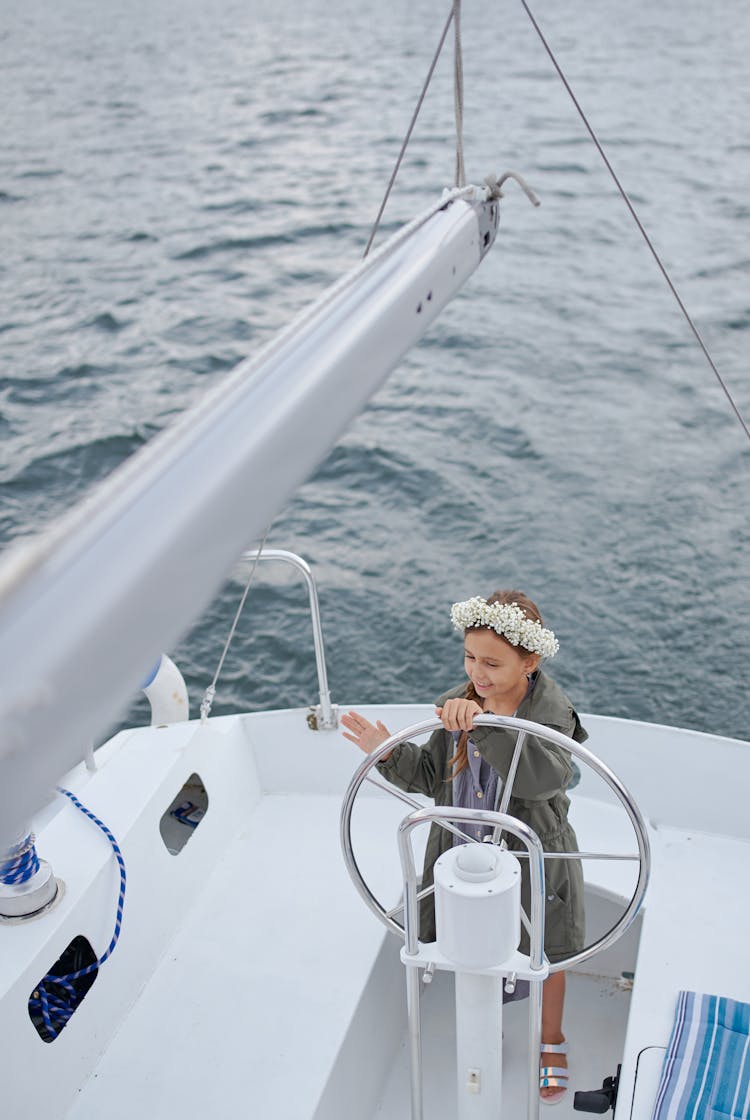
377,672 -> 587,960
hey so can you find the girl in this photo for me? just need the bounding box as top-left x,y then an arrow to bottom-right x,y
341,589 -> 586,1105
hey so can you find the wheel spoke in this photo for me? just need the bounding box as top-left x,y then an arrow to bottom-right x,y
365,773 -> 479,846
491,728 -> 527,845
386,883 -> 433,921
364,772 -> 422,809
512,849 -> 641,862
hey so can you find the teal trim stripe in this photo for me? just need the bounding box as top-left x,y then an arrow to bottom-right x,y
652,991 -> 750,1119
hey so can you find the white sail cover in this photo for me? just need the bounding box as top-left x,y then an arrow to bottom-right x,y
0,189 -> 499,843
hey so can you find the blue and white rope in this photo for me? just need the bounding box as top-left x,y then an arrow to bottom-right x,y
28,787 -> 127,1041
0,835 -> 40,885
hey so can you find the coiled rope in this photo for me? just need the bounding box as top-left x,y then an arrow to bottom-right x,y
519,0 -> 750,445
0,835 -> 40,885
27,788 -> 126,1042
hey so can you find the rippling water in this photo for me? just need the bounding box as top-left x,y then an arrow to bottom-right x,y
1,0 -> 748,741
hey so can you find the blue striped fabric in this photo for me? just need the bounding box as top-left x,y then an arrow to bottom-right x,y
652,991 -> 750,1119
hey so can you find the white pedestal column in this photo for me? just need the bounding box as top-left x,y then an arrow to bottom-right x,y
455,972 -> 504,1119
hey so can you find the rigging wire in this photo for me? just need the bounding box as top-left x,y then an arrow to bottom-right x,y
363,5 -> 455,257
453,0 -> 466,187
519,0 -> 750,445
200,525 -> 272,721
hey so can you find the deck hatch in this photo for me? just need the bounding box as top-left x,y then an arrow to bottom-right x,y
159,773 -> 209,855
28,933 -> 98,1043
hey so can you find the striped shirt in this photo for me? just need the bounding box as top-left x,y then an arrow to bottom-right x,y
452,734 -> 501,842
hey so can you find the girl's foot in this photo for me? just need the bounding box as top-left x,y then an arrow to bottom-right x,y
539,1038 -> 568,1105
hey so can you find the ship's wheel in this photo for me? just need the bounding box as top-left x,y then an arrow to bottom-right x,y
340,714 -> 650,972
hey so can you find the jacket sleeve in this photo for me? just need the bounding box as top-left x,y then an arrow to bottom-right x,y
469,721 -> 573,801
375,729 -> 447,798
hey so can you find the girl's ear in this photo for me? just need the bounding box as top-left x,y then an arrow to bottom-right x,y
525,653 -> 541,675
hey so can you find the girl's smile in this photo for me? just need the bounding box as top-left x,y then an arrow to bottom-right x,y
464,628 -> 539,713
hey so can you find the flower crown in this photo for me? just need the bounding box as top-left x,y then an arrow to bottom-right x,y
450,596 -> 559,659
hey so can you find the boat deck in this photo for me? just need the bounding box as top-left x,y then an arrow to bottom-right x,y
63,786 -> 635,1120
3,707 -> 750,1120
64,790 -> 403,1120
375,968 -> 633,1118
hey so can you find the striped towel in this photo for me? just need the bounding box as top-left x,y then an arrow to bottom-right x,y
652,991 -> 750,1119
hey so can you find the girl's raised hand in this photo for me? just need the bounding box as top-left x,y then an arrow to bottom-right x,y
436,697 -> 482,731
341,710 -> 391,755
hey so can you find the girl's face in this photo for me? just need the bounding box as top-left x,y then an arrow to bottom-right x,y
463,628 -> 538,710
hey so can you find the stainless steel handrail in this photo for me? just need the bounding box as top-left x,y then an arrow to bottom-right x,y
241,549 -> 337,729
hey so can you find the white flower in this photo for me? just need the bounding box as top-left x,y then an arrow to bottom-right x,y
450,597 -> 559,659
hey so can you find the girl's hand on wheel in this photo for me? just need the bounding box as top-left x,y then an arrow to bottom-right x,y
436,698 -> 482,732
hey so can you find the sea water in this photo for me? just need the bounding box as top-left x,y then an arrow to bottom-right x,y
0,0 -> 748,741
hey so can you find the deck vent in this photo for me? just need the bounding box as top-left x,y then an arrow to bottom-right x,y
159,773 -> 208,855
